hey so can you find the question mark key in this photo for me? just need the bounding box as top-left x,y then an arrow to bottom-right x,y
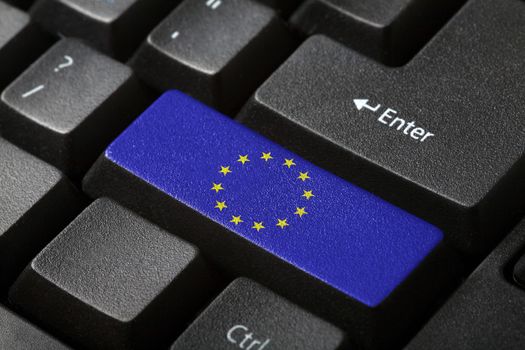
0,39 -> 148,178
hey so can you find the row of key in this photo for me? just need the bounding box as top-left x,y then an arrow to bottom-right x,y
1,0 -> 525,349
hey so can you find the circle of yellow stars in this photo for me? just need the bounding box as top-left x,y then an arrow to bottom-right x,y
211,152 -> 314,233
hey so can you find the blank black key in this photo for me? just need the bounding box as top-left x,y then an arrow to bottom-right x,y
0,305 -> 69,349
30,0 -> 177,59
9,199 -> 216,350
131,0 -> 295,113
0,38 -> 146,178
239,0 -> 525,256
0,1 -> 50,89
291,0 -> 465,65
405,219 -> 525,350
171,278 -> 347,350
0,138 -> 81,291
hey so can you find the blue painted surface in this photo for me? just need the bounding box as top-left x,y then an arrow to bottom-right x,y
105,90 -> 443,307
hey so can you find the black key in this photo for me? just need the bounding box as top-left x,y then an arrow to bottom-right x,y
4,0 -> 34,9
291,0 -> 465,65
10,199 -> 216,350
30,0 -> 177,59
131,0 -> 295,113
0,305 -> 69,349
239,0 -> 525,256
0,38 -> 147,178
0,138 -> 82,291
0,1 -> 51,89
405,219 -> 525,350
171,278 -> 347,350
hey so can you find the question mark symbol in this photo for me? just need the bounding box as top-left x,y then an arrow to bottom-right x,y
54,55 -> 74,72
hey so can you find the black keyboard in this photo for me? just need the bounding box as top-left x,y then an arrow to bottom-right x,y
1,0 -> 525,349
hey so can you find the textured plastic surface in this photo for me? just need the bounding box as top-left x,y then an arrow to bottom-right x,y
171,278 -> 346,350
104,90 -> 442,307
240,0 -> 525,255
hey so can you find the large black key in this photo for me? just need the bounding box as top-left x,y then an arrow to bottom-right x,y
171,278 -> 347,350
0,38 -> 146,178
0,138 -> 81,291
405,219 -> 525,350
0,305 -> 69,349
30,0 -> 177,59
239,0 -> 525,256
9,199 -> 216,350
0,1 -> 50,89
131,0 -> 294,113
291,0 -> 465,65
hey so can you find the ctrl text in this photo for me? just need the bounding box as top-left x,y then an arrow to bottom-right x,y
227,324 -> 271,349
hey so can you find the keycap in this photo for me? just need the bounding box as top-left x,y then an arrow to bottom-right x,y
405,218 -> 525,350
4,0 -> 34,9
131,0 -> 294,113
0,1 -> 51,89
239,0 -> 525,256
0,305 -> 70,349
30,0 -> 176,59
0,38 -> 147,178
9,198 -> 215,350
171,278 -> 347,350
0,138 -> 81,291
83,90 -> 459,349
291,0 -> 465,65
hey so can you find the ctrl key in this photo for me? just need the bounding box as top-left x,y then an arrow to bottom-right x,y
9,199 -> 216,350
171,278 -> 346,350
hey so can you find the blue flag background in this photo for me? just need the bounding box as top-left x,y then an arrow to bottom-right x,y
106,91 -> 443,307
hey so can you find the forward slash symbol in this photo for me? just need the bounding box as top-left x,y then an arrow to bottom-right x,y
206,0 -> 222,10
353,99 -> 381,112
171,31 -> 180,39
21,84 -> 45,98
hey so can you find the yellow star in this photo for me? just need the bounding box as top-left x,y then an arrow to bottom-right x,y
276,219 -> 289,229
283,159 -> 296,168
261,152 -> 273,161
298,172 -> 311,182
219,166 -> 232,176
215,201 -> 227,211
230,215 -> 243,225
294,207 -> 308,218
211,183 -> 224,193
252,222 -> 265,232
302,190 -> 315,200
237,155 -> 250,165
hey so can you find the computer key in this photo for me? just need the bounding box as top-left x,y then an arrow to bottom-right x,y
9,198 -> 216,350
0,38 -> 147,178
291,0 -> 465,65
0,1 -> 51,89
83,91 -> 460,349
0,305 -> 70,349
171,278 -> 347,350
239,0 -> 525,256
0,138 -> 82,292
30,0 -> 177,59
405,218 -> 525,350
131,0 -> 295,114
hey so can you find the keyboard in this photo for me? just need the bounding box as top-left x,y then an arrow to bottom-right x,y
1,0 -> 525,349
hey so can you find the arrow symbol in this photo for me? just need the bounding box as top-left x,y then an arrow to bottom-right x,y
353,99 -> 381,112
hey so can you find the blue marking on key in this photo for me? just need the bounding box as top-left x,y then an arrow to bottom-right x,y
105,90 -> 443,307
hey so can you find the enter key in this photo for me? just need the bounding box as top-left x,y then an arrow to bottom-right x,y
238,0 -> 525,256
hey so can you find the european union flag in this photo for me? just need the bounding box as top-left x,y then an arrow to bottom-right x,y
104,90 -> 443,307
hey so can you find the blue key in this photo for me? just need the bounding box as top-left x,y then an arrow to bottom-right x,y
84,90 -> 454,348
